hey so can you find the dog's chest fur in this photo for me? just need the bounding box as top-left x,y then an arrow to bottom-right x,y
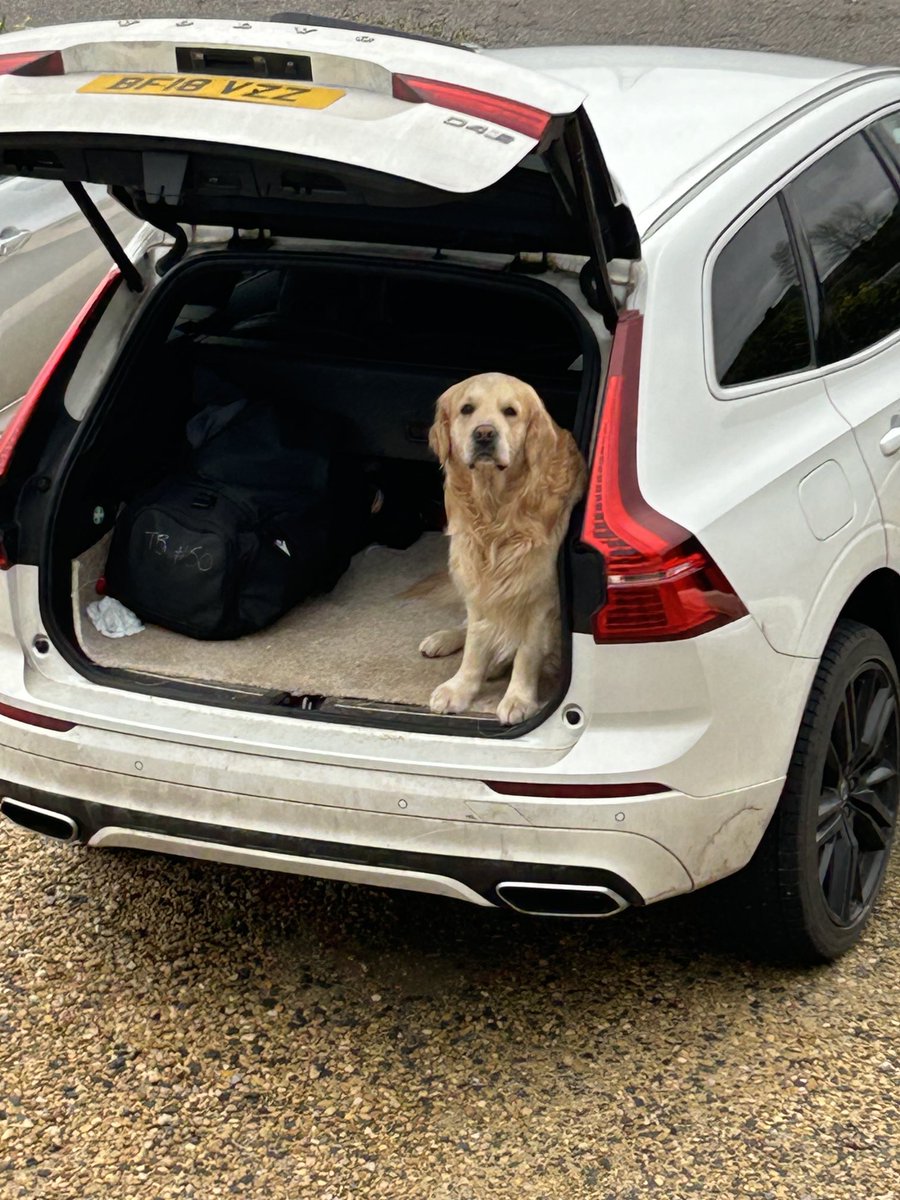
444,467 -> 567,623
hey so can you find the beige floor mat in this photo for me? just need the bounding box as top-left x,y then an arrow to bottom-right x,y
73,532 -> 539,714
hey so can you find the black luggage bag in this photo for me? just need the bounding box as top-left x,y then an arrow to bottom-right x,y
106,387 -> 362,639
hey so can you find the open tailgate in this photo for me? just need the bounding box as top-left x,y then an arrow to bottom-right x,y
0,19 -> 639,325
0,18 -> 586,194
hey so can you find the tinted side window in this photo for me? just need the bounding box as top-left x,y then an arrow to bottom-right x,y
713,198 -> 812,386
788,132 -> 900,363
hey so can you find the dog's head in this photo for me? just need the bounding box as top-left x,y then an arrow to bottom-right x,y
429,373 -> 557,474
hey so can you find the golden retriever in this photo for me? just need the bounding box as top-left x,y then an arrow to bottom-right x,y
420,372 -> 587,725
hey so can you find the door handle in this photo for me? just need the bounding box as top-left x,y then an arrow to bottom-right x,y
880,425 -> 900,456
0,227 -> 32,258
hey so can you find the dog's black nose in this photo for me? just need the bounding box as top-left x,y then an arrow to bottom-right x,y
473,424 -> 496,445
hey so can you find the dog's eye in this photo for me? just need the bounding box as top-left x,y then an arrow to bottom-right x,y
502,406 -> 517,418
460,403 -> 475,415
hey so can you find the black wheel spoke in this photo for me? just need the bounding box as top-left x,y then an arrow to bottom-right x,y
858,853 -> 883,902
853,686 -> 897,772
817,787 -> 844,844
825,737 -> 844,786
816,660 -> 900,928
825,817 -> 859,925
818,837 -> 836,887
856,670 -> 877,734
847,679 -> 861,753
834,694 -> 854,766
851,788 -> 893,851
852,784 -> 895,829
862,761 -> 897,788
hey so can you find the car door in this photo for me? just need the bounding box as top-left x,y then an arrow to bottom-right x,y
0,177 -> 142,417
786,119 -> 900,572
695,192 -> 881,658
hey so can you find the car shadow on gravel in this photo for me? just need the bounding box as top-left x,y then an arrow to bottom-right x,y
53,841 -> 838,1005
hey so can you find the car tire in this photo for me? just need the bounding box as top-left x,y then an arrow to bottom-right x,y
733,618 -> 900,963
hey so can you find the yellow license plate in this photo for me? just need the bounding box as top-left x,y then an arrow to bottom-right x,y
78,72 -> 344,110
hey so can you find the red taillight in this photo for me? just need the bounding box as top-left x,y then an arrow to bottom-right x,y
0,701 -> 75,732
485,780 -> 670,798
581,311 -> 747,643
0,50 -> 64,76
392,73 -> 551,140
0,267 -> 121,484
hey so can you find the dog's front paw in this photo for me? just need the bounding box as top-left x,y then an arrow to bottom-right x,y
496,690 -> 540,726
419,627 -> 465,659
430,678 -> 477,715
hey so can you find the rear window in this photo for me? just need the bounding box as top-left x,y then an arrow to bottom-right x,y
712,197 -> 812,386
787,131 -> 900,363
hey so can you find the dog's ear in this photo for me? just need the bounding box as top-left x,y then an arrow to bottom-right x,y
523,385 -> 559,473
429,385 -> 456,466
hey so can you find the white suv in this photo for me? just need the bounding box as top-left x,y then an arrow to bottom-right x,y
0,18 -> 898,962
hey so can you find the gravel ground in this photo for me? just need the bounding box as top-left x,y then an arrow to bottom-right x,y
3,3 -> 900,1196
4,0 -> 900,65
2,824 -> 899,1198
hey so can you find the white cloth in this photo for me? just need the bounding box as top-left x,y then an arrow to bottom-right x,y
86,596 -> 144,639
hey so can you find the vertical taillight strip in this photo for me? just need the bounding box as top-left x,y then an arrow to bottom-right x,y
580,309 -> 747,642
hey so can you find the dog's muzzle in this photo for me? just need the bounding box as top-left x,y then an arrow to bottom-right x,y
470,424 -> 503,468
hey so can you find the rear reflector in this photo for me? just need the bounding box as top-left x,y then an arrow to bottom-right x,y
0,50 -> 64,76
392,74 -> 550,139
485,780 -> 670,798
0,267 -> 121,485
0,701 -> 75,732
581,311 -> 747,642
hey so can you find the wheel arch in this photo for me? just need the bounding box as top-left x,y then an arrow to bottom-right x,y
833,567 -> 900,668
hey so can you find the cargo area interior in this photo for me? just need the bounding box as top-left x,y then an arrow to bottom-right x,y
54,253 -> 595,722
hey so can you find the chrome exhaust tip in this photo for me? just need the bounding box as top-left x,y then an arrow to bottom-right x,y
0,797 -> 79,843
496,881 -> 630,918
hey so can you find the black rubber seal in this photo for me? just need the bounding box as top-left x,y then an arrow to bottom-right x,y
39,249 -> 602,740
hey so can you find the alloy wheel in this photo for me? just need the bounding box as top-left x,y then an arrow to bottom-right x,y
817,661 -> 900,926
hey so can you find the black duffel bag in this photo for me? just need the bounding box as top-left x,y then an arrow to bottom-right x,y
105,382 -> 362,639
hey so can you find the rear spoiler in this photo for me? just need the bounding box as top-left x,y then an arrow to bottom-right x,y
268,11 -> 478,51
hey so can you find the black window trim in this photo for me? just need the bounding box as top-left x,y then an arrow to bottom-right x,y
777,189 -> 820,371
708,102 -> 900,399
866,119 -> 900,192
778,186 -> 832,369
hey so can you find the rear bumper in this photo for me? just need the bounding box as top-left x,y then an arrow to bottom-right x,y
0,736 -> 783,910
0,780 -> 650,911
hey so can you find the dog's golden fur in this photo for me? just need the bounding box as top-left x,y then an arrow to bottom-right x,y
420,372 -> 587,724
